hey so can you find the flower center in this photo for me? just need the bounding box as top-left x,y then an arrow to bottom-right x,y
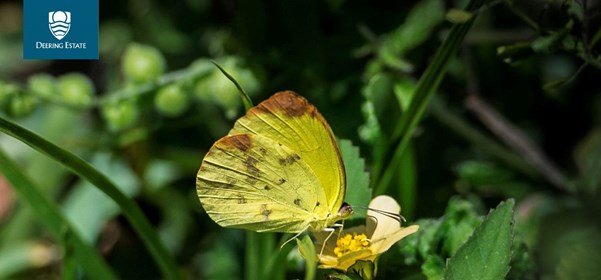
333,233 -> 371,257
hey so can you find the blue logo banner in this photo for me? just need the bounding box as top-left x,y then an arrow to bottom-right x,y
23,0 -> 98,60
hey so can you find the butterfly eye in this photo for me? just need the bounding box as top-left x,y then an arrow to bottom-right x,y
338,202 -> 353,220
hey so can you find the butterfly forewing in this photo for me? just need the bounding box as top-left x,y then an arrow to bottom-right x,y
230,91 -> 346,214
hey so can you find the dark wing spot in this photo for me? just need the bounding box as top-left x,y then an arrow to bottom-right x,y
237,195 -> 247,204
278,153 -> 301,166
245,177 -> 257,185
244,156 -> 261,175
259,147 -> 267,156
294,198 -> 301,206
221,134 -> 252,152
243,156 -> 260,185
277,178 -> 286,185
216,181 -> 234,189
316,202 -> 321,207
260,204 -> 271,220
263,185 -> 271,190
226,178 -> 237,185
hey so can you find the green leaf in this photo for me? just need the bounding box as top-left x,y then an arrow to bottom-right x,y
0,148 -> 117,280
444,199 -> 515,280
440,199 -> 482,256
296,235 -> 317,280
398,218 -> 441,265
574,129 -> 601,193
422,255 -> 445,280
496,42 -> 535,64
455,160 -> 513,186
446,9 -> 473,24
372,0 -> 486,193
393,78 -> 416,111
531,21 -> 573,54
62,153 -> 140,243
380,0 -> 445,59
0,117 -> 182,280
339,139 -> 371,213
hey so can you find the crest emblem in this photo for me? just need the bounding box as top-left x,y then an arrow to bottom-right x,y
48,11 -> 71,40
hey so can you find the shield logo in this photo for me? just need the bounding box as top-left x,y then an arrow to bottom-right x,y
48,11 -> 71,40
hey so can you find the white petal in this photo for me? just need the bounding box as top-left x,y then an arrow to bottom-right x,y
367,195 -> 402,239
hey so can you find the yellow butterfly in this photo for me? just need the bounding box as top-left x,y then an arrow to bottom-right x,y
196,91 -> 352,234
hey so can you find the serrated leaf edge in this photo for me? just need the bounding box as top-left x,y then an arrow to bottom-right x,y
443,199 -> 516,280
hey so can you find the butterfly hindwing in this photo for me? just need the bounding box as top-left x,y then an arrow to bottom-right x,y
197,91 -> 346,233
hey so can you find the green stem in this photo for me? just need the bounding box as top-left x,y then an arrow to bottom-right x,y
372,0 -> 486,192
97,65 -> 210,106
0,117 -> 182,280
397,144 -> 416,220
246,232 -> 260,280
0,148 -> 117,280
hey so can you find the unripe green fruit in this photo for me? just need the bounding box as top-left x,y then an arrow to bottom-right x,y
102,99 -> 139,131
28,74 -> 57,99
58,73 -> 95,109
7,93 -> 38,118
154,84 -> 188,117
122,43 -> 166,83
0,81 -> 17,108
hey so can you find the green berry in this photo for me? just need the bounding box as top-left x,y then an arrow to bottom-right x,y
122,43 -> 165,83
102,99 -> 139,131
28,74 -> 57,99
0,81 -> 17,108
58,73 -> 95,108
154,84 -> 188,117
7,93 -> 38,118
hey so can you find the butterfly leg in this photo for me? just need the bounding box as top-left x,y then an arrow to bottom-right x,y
319,227 -> 336,256
319,223 -> 344,256
279,225 -> 311,249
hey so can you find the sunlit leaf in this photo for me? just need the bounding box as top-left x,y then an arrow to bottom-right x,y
339,139 -> 371,214
444,199 -> 515,280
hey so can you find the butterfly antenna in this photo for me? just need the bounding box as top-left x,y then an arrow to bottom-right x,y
354,206 -> 406,224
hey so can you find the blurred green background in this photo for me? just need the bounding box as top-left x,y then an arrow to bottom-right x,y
1,0 -> 601,279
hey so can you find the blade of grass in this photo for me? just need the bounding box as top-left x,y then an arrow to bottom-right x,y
0,117 -> 182,280
210,60 -> 254,112
246,232 -> 284,280
372,0 -> 486,193
397,144 -> 417,220
0,148 -> 117,280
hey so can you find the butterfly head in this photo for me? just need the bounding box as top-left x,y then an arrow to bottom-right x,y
338,202 -> 353,220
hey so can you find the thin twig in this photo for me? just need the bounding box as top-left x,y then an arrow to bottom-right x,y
464,94 -> 570,191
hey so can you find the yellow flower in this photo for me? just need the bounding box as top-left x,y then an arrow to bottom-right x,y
313,195 -> 419,274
